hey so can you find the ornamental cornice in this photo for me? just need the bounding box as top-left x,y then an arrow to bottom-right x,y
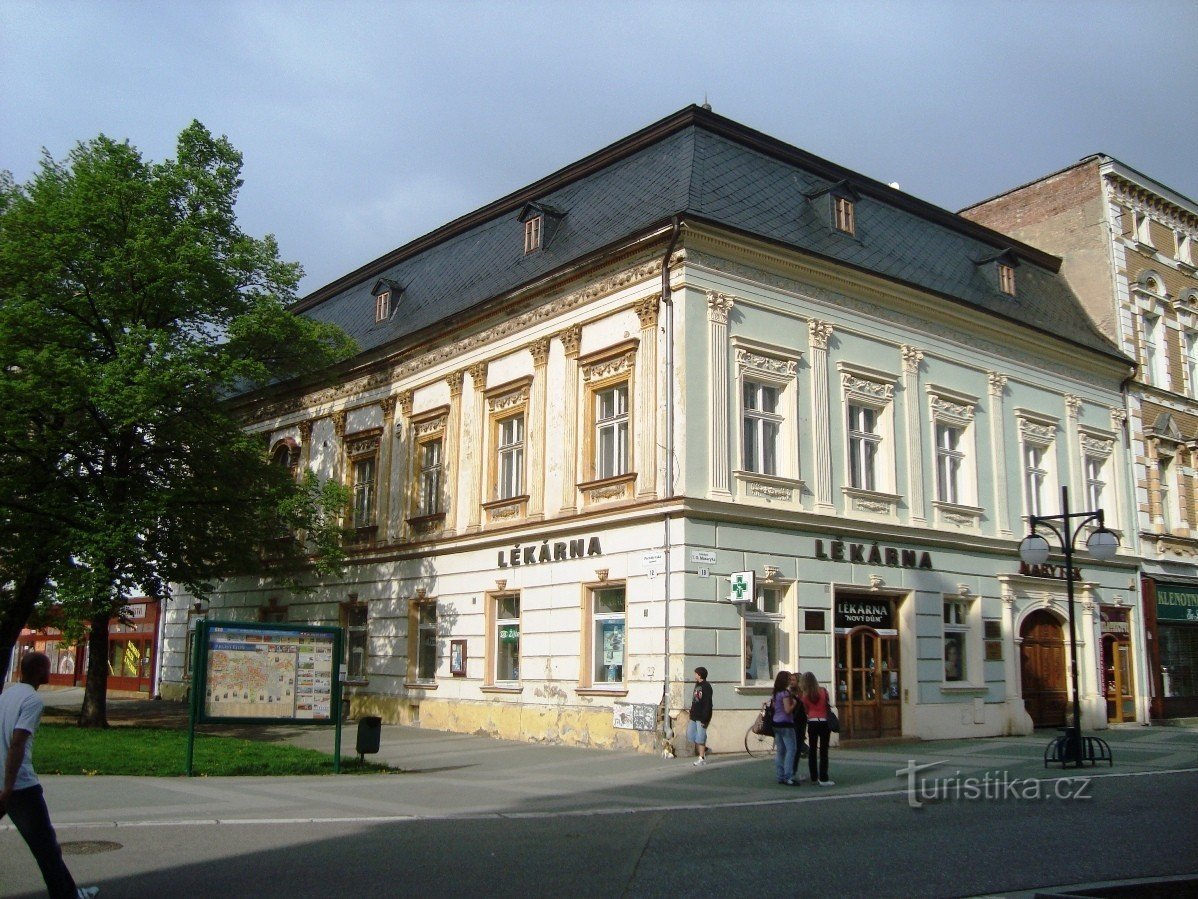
582,349 -> 636,383
487,386 -> 530,413
930,395 -> 975,422
735,348 -> 797,378
345,433 -> 380,458
842,373 -> 894,402
412,415 -> 448,439
1080,433 -> 1114,457
1017,418 -> 1056,443
1107,173 -> 1198,232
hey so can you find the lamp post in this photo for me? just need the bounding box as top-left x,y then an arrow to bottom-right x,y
1018,486 -> 1119,767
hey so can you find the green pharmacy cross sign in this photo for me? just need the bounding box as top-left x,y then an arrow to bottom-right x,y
730,571 -> 755,604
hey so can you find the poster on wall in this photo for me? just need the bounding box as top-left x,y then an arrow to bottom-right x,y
192,621 -> 342,724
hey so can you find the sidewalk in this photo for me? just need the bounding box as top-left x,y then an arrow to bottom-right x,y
21,687 -> 1198,829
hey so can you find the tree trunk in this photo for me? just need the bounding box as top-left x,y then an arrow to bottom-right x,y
79,613 -> 111,728
0,562 -> 51,691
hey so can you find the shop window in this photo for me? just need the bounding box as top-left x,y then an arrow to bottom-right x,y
341,600 -> 368,683
583,584 -> 626,687
943,599 -> 971,683
407,600 -> 438,684
1159,624 -> 1198,698
743,584 -> 789,686
490,593 -> 521,684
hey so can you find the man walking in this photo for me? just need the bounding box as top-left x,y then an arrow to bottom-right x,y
1,651 -> 99,898
688,666 -> 713,766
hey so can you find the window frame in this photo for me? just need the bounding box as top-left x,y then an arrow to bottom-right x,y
406,598 -> 439,685
942,597 -> 977,686
838,363 -> 898,509
340,599 -> 369,684
834,195 -> 856,236
487,591 -> 522,686
1142,311 -> 1168,388
593,381 -> 630,480
524,215 -> 542,254
375,290 -> 391,323
345,430 -> 382,532
733,341 -> 801,490
742,582 -> 791,688
1016,411 -> 1057,523
928,388 -> 981,525
579,582 -> 628,691
998,262 -> 1016,296
483,379 -> 531,517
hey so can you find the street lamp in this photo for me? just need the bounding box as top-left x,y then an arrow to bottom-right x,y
1018,486 -> 1119,767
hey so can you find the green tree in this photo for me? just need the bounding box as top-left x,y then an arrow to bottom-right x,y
0,123 -> 356,723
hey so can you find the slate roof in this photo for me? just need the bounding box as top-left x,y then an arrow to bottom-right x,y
294,106 -> 1126,366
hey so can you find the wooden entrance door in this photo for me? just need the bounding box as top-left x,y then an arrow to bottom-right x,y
1103,635 -> 1135,723
1020,610 -> 1067,727
835,627 -> 901,739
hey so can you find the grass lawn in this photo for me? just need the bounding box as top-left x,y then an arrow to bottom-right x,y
34,724 -> 398,777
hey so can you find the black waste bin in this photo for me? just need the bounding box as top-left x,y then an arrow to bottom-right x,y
356,716 -> 382,757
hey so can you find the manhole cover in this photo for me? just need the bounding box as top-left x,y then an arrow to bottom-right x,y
60,840 -> 122,855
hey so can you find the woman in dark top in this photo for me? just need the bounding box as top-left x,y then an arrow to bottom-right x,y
771,670 -> 798,785
788,671 -> 808,780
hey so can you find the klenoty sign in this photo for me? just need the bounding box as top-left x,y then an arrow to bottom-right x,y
1156,585 -> 1198,622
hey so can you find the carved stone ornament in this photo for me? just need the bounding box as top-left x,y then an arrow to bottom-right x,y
298,419 -> 314,441
931,395 -> 975,422
808,320 -> 833,349
529,338 -> 550,368
413,415 -> 448,439
1018,418 -> 1056,443
746,480 -> 793,501
332,411 -> 347,438
557,325 -> 582,359
446,370 -> 465,398
583,351 -> 636,383
1110,408 -> 1128,428
397,390 -> 414,419
988,372 -> 1008,396
901,345 -> 924,373
854,497 -> 894,514
736,349 -> 797,378
380,395 -> 397,421
1080,433 -> 1114,457
1065,395 -> 1083,418
635,295 -> 660,329
842,373 -> 894,402
346,434 -> 380,458
488,388 -> 528,414
588,482 -> 628,502
467,363 -> 488,390
707,290 -> 734,324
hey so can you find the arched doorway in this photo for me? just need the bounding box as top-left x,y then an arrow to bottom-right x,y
1020,609 -> 1067,727
834,625 -> 901,739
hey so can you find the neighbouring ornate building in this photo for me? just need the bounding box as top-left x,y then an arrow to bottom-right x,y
964,155 -> 1198,720
159,108 -> 1141,752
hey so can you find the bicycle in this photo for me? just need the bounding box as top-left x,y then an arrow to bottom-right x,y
745,724 -> 810,760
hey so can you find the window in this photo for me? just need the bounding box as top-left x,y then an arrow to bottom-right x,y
524,216 -> 542,254
1024,443 -> 1048,517
351,456 -> 377,527
270,439 -> 299,478
1143,314 -> 1167,387
497,414 -> 524,500
1159,453 -> 1177,530
587,585 -> 626,686
743,585 -> 788,686
998,263 -> 1016,296
1186,332 -> 1198,398
492,593 -> 520,683
414,606 -> 438,680
1133,210 -> 1154,247
848,404 -> 881,491
595,384 -> 629,479
943,600 -> 969,683
834,196 -> 855,235
935,422 -> 965,504
1085,454 -> 1107,512
418,437 -> 443,516
743,380 -> 781,475
342,601 -> 368,682
1176,231 -> 1193,266
375,290 -> 391,323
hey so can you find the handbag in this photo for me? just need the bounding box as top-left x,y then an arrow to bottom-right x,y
752,699 -> 776,737
824,689 -> 840,734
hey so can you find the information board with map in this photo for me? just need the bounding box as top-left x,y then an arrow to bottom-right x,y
192,621 -> 341,724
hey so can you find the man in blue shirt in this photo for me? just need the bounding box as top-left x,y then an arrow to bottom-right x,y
1,650 -> 99,898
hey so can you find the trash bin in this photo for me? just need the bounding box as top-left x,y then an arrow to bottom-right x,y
356,716 -> 382,757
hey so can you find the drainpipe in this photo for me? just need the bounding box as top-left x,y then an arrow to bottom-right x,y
660,216 -> 681,744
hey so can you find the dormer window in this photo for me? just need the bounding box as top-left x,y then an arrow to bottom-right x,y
524,216 -> 542,254
518,202 -> 563,256
998,262 -> 1016,296
370,279 -> 402,323
834,196 -> 856,235
804,180 -> 860,238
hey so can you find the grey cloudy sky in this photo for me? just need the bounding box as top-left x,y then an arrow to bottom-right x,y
3,0 -> 1196,297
